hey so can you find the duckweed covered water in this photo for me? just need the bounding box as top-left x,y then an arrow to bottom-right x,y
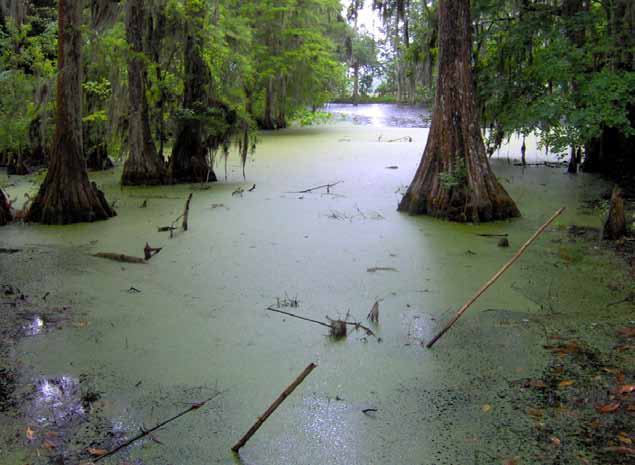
0,119 -> 632,465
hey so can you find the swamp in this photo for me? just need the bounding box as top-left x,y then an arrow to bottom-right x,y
1,1 -> 635,465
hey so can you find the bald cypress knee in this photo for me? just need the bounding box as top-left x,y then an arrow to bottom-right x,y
398,0 -> 519,222
26,0 -> 114,225
122,0 -> 166,185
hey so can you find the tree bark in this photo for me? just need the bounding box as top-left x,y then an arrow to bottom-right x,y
168,3 -> 215,183
122,0 -> 166,185
398,0 -> 519,222
0,187 -> 12,226
603,185 -> 627,240
26,0 -> 115,225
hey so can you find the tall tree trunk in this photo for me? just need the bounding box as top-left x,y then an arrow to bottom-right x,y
263,77 -> 276,129
352,63 -> 360,104
26,0 -> 115,225
276,75 -> 287,129
168,1 -> 215,183
122,0 -> 166,185
0,187 -> 12,226
398,0 -> 519,222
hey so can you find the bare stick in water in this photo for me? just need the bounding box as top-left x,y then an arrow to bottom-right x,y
93,392 -> 221,462
426,207 -> 566,349
231,363 -> 317,452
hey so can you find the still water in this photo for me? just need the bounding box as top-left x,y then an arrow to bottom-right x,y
0,106 -> 620,465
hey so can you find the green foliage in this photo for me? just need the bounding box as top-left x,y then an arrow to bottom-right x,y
292,109 -> 334,126
439,157 -> 467,190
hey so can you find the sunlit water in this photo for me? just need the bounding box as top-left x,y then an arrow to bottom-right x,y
325,103 -> 431,128
0,109 -> 626,464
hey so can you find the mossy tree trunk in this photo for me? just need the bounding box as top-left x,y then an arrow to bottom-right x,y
398,0 -> 519,222
168,2 -> 215,183
26,0 -> 115,225
122,0 -> 166,185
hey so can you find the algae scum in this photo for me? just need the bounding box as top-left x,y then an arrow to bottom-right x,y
1,110 -> 634,464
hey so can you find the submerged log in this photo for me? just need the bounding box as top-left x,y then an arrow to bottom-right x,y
94,253 -> 147,264
603,186 -> 627,240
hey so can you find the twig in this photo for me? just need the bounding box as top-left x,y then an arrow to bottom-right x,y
427,207 -> 566,348
474,233 -> 509,238
231,363 -> 317,452
266,306 -> 332,329
93,393 -> 221,462
287,181 -> 343,194
182,193 -> 193,231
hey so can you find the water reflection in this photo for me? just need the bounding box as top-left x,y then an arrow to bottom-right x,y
325,103 -> 431,128
23,316 -> 44,336
27,376 -> 85,428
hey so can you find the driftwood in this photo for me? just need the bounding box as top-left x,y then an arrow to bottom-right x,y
231,363 -> 317,453
94,253 -> 147,264
288,181 -> 343,194
94,393 -> 221,462
426,207 -> 566,348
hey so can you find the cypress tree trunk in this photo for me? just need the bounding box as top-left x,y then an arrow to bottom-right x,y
168,4 -> 215,183
0,187 -> 12,226
122,0 -> 166,185
398,0 -> 519,222
262,77 -> 276,130
26,0 -> 115,225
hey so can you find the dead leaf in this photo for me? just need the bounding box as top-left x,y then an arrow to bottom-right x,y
616,385 -> 635,394
558,380 -> 576,388
482,404 -> 492,413
616,345 -> 635,352
87,448 -> 108,456
502,458 -> 519,465
42,439 -> 56,450
529,379 -> 547,389
25,426 -> 35,440
527,407 -> 544,418
596,402 -> 620,413
550,436 -> 561,447
603,446 -> 635,455
617,327 -> 635,338
618,433 -> 632,445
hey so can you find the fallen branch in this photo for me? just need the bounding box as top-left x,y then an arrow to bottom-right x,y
288,181 -> 343,194
266,306 -> 332,329
93,393 -> 221,462
474,233 -> 509,238
266,306 -> 376,337
383,136 -> 412,143
93,253 -> 147,264
182,193 -> 193,231
231,363 -> 317,453
426,207 -> 566,349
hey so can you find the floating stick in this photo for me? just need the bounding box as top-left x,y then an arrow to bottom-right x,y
426,207 -> 566,349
